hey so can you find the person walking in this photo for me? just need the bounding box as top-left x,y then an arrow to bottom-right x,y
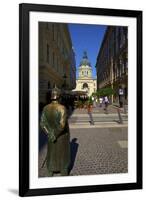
99,97 -> 103,107
118,86 -> 124,108
87,103 -> 94,125
103,96 -> 109,114
88,109 -> 94,125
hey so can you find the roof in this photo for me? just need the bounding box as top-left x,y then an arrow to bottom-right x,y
80,51 -> 91,67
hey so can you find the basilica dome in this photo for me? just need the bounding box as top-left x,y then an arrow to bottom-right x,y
79,51 -> 91,67
78,51 -> 92,79
73,51 -> 97,96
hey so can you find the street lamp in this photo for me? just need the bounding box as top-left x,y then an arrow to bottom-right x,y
62,73 -> 67,90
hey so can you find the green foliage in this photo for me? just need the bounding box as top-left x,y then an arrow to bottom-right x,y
77,100 -> 82,107
92,92 -> 97,97
96,87 -> 115,97
88,96 -> 93,105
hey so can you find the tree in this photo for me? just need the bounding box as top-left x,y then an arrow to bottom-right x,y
96,87 -> 115,98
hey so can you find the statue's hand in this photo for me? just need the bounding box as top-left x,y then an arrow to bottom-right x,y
49,133 -> 56,143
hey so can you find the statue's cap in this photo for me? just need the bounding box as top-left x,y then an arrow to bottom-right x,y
51,85 -> 61,100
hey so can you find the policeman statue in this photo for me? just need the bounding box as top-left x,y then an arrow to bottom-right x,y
40,85 -> 70,176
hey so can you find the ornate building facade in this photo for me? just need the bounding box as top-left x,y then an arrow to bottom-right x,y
74,51 -> 97,97
39,22 -> 76,104
95,26 -> 128,103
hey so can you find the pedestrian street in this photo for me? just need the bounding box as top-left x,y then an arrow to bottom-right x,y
68,105 -> 128,128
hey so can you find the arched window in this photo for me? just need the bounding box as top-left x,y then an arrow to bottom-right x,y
83,83 -> 88,89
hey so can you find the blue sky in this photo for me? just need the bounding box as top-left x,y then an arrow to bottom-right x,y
68,24 -> 107,78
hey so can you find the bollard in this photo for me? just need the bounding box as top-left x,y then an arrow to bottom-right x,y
117,108 -> 123,124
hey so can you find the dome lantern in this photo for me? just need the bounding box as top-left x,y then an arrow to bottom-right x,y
80,51 -> 91,67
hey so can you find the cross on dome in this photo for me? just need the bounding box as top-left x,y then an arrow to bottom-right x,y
83,51 -> 88,59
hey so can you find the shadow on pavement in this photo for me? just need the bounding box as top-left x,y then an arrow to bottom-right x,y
69,138 -> 79,173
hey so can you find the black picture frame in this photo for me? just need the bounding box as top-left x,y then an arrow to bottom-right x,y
19,3 -> 143,197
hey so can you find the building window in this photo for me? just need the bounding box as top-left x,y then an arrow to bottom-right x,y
47,44 -> 49,63
116,67 -> 118,78
58,33 -> 60,47
56,57 -> 58,71
46,23 -> 49,30
53,52 -> 55,67
52,24 -> 55,40
56,25 -> 59,44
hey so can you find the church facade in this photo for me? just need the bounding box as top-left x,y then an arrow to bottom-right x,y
74,51 -> 97,97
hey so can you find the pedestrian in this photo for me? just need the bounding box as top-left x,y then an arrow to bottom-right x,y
99,97 -> 103,107
103,96 -> 109,114
40,85 -> 70,176
87,104 -> 94,125
118,86 -> 124,108
95,98 -> 98,107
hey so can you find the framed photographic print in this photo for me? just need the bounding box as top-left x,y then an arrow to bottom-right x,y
19,3 -> 142,197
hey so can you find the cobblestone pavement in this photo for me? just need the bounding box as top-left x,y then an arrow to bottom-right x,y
69,127 -> 128,176
39,126 -> 128,177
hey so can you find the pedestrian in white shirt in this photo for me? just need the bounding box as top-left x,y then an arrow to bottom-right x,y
99,97 -> 103,107
103,96 -> 109,113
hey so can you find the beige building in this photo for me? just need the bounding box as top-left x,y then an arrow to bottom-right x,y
39,22 -> 76,104
73,51 -> 97,97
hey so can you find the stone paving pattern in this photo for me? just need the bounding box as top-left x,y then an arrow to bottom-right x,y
69,127 -> 128,176
39,127 -> 128,177
39,105 -> 128,177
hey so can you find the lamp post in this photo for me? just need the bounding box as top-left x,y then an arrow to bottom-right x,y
110,58 -> 114,103
62,73 -> 67,90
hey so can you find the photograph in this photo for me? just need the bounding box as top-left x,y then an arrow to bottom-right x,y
38,22 -> 128,177
19,3 -> 142,196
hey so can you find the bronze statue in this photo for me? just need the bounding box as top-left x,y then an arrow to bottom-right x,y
40,86 -> 70,176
